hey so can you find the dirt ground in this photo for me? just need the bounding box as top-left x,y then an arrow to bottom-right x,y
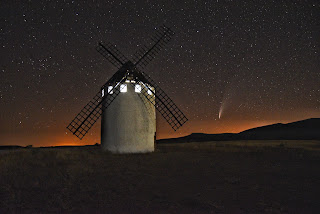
0,141 -> 320,213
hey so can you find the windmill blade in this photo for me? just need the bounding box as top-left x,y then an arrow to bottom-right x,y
133,25 -> 174,70
67,76 -> 127,140
133,70 -> 188,131
67,61 -> 134,139
96,42 -> 128,69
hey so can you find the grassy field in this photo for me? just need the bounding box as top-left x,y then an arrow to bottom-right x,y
0,140 -> 320,213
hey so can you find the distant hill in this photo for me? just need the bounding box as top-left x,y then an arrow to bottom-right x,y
157,118 -> 320,143
0,145 -> 23,150
0,144 -> 100,150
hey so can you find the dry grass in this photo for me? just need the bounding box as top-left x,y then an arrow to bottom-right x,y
0,141 -> 320,213
159,140 -> 320,152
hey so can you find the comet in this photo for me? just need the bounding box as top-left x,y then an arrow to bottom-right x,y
218,103 -> 224,119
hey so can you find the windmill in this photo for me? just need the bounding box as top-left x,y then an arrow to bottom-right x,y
67,25 -> 188,153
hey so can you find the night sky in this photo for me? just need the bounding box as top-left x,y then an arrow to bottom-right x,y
1,0 -> 319,147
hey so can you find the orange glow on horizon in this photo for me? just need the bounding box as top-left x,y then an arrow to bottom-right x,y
1,117 -> 316,147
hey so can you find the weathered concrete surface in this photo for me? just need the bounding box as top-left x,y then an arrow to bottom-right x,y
101,83 -> 156,153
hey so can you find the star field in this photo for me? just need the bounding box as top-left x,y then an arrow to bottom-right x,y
0,0 -> 319,146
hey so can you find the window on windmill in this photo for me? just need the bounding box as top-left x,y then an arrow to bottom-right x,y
102,89 -> 105,97
120,84 -> 127,93
135,84 -> 141,93
147,88 -> 153,95
108,86 -> 113,94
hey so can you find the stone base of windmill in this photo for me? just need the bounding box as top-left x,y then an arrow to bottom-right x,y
102,133 -> 155,153
101,83 -> 156,154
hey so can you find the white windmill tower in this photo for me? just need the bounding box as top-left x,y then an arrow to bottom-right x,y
67,26 -> 188,153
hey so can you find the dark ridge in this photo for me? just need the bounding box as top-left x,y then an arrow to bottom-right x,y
238,118 -> 320,140
39,144 -> 100,149
157,118 -> 320,143
157,133 -> 237,144
0,145 -> 23,150
0,144 -> 100,151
